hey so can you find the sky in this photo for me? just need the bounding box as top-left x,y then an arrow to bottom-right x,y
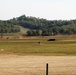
0,0 -> 76,20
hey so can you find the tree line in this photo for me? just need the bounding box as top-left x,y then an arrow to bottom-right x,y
16,15 -> 76,36
0,14 -> 76,36
0,20 -> 20,33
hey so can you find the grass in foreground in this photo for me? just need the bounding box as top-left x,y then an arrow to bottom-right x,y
0,37 -> 76,56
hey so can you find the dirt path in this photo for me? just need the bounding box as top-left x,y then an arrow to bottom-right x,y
0,55 -> 76,75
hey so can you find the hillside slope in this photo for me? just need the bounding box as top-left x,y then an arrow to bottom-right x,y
0,26 -> 29,37
0,15 -> 76,36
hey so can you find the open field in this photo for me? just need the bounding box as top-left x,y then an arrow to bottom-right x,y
0,36 -> 76,55
0,55 -> 76,75
0,36 -> 76,75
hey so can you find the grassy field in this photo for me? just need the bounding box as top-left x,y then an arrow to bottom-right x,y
0,36 -> 76,56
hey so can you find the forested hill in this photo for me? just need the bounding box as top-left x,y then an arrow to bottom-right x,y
0,15 -> 76,36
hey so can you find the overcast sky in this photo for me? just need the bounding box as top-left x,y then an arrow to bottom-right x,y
0,0 -> 76,20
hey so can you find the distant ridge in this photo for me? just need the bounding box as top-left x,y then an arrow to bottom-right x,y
0,15 -> 76,36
